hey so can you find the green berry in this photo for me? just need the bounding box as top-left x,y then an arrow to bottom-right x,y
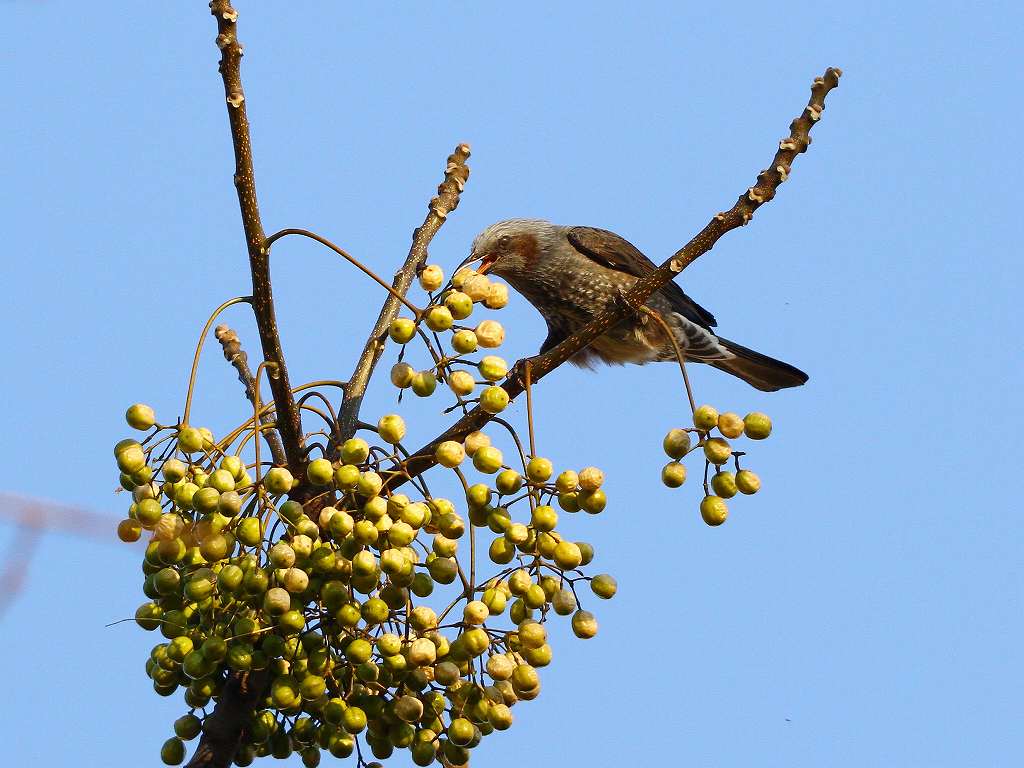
735,469 -> 761,494
306,458 -> 334,486
479,385 -> 509,414
693,404 -> 719,430
663,428 -> 692,459
389,317 -> 416,343
591,574 -> 617,599
126,403 -> 156,431
700,495 -> 729,526
662,462 -> 687,488
743,412 -> 772,440
377,414 -> 406,444
711,471 -> 738,498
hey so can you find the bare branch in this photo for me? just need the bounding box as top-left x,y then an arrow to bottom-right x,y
394,67 -> 843,488
337,143 -> 472,441
214,323 -> 287,466
211,0 -> 304,475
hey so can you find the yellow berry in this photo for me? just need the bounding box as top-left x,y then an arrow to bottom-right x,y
735,469 -> 761,494
479,386 -> 509,414
418,264 -> 444,291
462,274 -> 492,302
710,471 -> 738,498
411,371 -> 437,397
424,305 -> 454,332
661,462 -> 687,488
663,428 -> 692,459
463,431 -> 490,456
578,466 -> 604,491
435,441 -> 465,468
526,457 -> 553,482
479,355 -> 508,382
389,317 -> 416,344
125,403 -> 156,431
693,404 -> 719,430
377,414 -> 406,444
703,437 -> 732,465
717,412 -> 745,438
700,495 -> 729,526
447,370 -> 476,396
476,320 -> 505,348
451,330 -> 478,354
390,362 -> 415,388
484,283 -> 509,309
743,412 -> 772,440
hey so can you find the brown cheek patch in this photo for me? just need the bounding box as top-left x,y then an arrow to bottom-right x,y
509,234 -> 540,269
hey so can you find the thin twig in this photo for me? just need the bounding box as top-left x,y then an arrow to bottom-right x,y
640,307 -> 697,416
336,143 -> 471,442
214,324 -> 287,465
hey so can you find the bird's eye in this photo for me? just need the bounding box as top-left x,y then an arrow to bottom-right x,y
498,235 -> 511,247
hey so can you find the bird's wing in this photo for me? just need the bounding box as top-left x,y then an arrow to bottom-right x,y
565,226 -> 717,329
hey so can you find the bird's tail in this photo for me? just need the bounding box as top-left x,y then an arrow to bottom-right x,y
709,337 -> 809,392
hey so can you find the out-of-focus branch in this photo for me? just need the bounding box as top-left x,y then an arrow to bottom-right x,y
214,324 -> 287,465
211,0 -> 304,476
394,67 -> 843,488
336,143 -> 471,441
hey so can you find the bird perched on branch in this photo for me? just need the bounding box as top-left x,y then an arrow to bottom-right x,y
465,219 -> 807,392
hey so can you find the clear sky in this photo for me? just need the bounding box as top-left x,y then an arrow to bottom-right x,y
2,2 -> 1021,767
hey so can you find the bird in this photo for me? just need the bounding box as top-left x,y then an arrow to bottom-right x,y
464,219 -> 808,392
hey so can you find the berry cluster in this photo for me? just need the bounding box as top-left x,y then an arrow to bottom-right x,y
660,405 -> 771,526
116,265 -> 615,767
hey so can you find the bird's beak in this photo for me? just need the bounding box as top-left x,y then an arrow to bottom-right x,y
459,250 -> 497,275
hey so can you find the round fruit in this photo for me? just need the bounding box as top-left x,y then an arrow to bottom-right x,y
711,471 -> 738,498
411,371 -> 437,397
419,264 -> 444,291
390,362 -> 415,388
475,320 -> 505,348
700,495 -> 729,526
693,404 -> 719,430
435,440 -> 465,468
444,291 -> 474,320
744,412 -> 773,440
263,467 -> 294,494
703,437 -> 732,465
126,403 -> 156,431
451,330 -> 478,354
578,466 -> 604,491
378,414 -> 406,444
735,469 -> 761,494
306,458 -> 333,486
479,386 -> 509,414
526,456 -> 553,482
661,462 -> 687,488
571,610 -> 598,639
591,574 -> 617,599
424,305 -> 454,332
717,412 -> 745,438
472,445 -> 503,474
663,428 -> 692,459
447,370 -> 476,396
388,318 -> 416,344
479,356 -> 508,381
485,283 -> 509,309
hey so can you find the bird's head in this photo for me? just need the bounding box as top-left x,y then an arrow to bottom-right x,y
463,219 -> 560,280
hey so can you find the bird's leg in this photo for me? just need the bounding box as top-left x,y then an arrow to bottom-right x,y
639,306 -> 697,417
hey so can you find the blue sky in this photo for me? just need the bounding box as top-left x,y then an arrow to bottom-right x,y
2,2 -> 1021,766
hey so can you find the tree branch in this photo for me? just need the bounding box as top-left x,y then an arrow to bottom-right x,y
394,67 -> 843,488
211,0 -> 304,476
336,143 -> 471,441
214,323 -> 287,466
